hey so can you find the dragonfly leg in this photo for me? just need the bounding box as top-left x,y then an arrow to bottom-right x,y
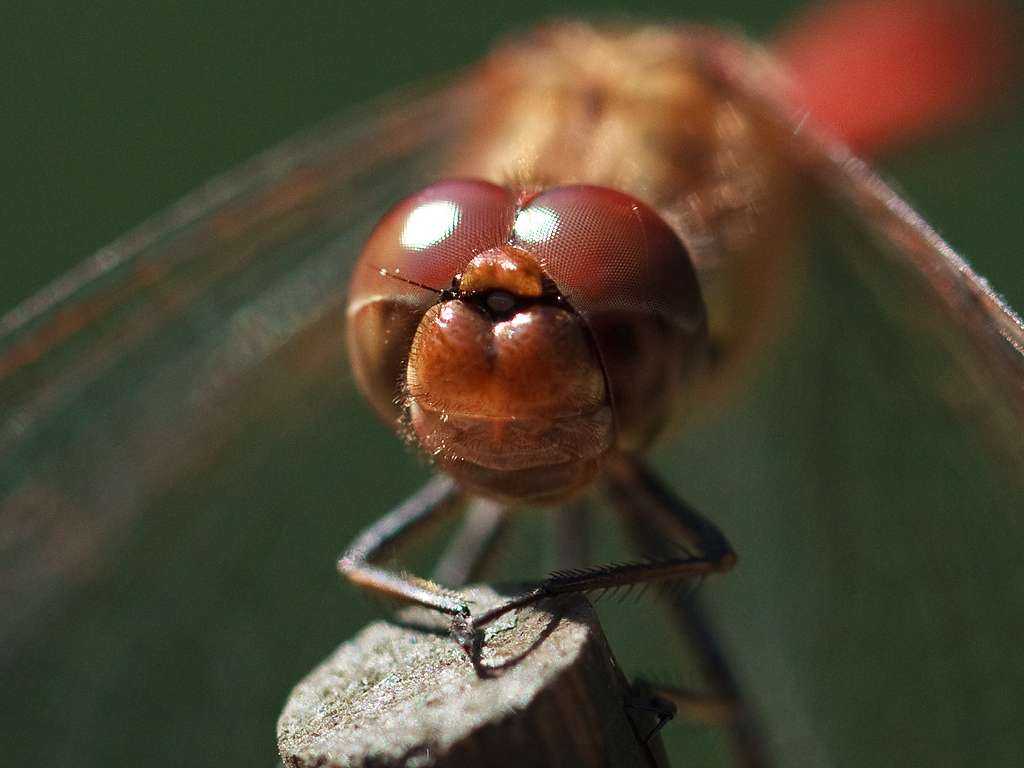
602,451 -> 737,567
671,596 -> 771,767
636,680 -> 737,725
464,451 -> 736,643
338,474 -> 471,616
611,454 -> 771,768
551,495 -> 592,572
431,497 -> 508,588
626,680 -> 679,743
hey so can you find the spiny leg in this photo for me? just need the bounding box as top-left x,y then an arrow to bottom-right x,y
465,451 -> 736,641
602,452 -> 736,567
610,453 -> 771,768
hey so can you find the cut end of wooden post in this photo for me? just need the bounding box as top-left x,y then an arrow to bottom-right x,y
277,586 -> 670,768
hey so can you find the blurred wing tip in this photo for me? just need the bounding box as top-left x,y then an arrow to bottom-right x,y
775,0 -> 1020,153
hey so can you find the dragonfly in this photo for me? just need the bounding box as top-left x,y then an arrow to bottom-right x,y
1,1 -> 1022,767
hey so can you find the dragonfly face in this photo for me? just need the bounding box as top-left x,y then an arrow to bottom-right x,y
348,179 -> 707,501
1,3 -> 1022,768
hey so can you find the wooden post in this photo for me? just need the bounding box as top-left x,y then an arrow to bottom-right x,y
278,587 -> 672,768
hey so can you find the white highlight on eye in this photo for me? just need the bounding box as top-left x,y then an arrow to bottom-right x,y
437,304 -> 457,326
514,206 -> 558,242
400,201 -> 460,249
509,312 -> 531,328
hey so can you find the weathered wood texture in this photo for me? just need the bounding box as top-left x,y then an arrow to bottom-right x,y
278,588 -> 670,768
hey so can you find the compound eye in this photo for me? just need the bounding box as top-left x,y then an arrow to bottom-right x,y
513,185 -> 704,328
353,179 -> 517,297
347,180 -> 519,426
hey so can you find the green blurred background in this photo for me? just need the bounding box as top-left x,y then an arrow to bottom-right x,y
1,1 -> 1022,767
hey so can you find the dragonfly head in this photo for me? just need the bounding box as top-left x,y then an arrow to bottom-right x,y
347,179 -> 708,503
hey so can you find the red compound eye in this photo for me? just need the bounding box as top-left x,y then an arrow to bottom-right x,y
347,180 -> 517,426
350,179 -> 516,301
513,185 -> 704,329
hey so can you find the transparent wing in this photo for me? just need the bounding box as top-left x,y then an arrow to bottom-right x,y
0,73 -> 493,756
653,40 -> 1024,768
